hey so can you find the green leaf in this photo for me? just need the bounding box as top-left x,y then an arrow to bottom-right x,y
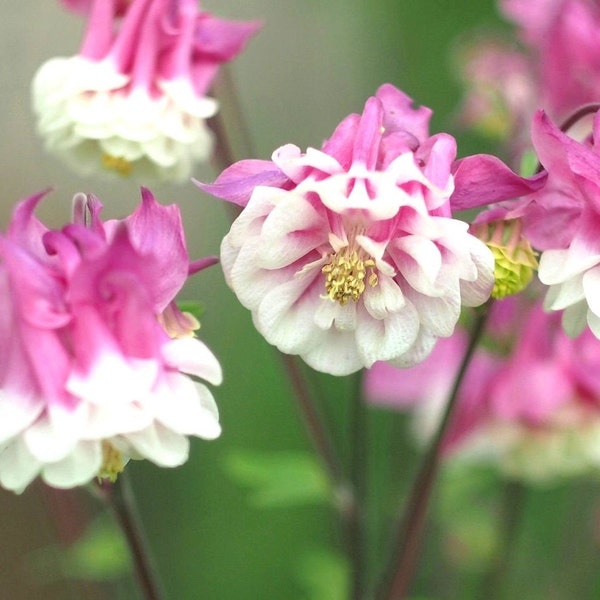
295,548 -> 348,600
224,450 -> 331,508
62,514 -> 132,580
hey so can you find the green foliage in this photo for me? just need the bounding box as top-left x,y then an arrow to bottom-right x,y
25,514 -> 131,586
435,464 -> 500,572
62,515 -> 131,580
295,548 -> 349,600
224,449 -> 331,508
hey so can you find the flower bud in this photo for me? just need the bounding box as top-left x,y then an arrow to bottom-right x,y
472,219 -> 538,299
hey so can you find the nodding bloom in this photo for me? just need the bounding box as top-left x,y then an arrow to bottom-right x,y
0,188 -> 222,492
365,297 -> 600,482
33,0 -> 260,182
198,84 -> 543,376
493,109 -> 600,338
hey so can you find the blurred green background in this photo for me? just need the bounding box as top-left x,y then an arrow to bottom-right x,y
3,1 -> 600,599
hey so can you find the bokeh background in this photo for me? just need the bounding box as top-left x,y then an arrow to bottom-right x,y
2,1 -> 600,598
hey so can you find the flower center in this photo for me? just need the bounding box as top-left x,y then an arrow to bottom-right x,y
322,248 -> 378,305
101,153 -> 133,177
98,441 -> 125,483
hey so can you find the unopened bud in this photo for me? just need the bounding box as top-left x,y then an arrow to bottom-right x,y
472,219 -> 538,299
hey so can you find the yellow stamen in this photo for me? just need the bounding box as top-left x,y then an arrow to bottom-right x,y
322,248 -> 378,305
101,153 -> 133,177
98,441 -> 125,483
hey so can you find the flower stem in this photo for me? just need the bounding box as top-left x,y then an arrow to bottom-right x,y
97,475 -> 165,600
478,479 -> 526,600
280,355 -> 352,512
209,65 -> 256,174
347,370 -> 368,599
376,303 -> 491,600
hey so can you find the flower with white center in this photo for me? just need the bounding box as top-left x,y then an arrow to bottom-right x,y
33,0 -> 260,182
199,84 -> 498,375
0,188 -> 221,492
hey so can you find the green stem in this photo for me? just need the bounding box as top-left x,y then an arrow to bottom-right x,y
280,354 -> 351,512
376,303 -> 491,600
348,371 -> 368,599
478,480 -> 526,600
97,475 -> 165,600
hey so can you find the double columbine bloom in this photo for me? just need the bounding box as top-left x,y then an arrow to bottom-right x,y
0,189 -> 221,492
200,84 -> 543,375
32,0 -> 259,182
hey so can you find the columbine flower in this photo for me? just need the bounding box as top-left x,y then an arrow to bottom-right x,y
197,84 -> 549,375
504,109 -> 600,337
33,0 -> 260,182
365,297 -> 600,482
0,188 -> 221,492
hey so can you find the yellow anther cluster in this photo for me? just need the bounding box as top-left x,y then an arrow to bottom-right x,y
322,249 -> 378,305
101,153 -> 133,177
98,441 -> 125,483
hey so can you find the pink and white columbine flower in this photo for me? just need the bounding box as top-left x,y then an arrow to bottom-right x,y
197,84 -> 546,375
33,0 -> 259,182
495,109 -> 600,338
366,297 -> 600,482
0,188 -> 221,492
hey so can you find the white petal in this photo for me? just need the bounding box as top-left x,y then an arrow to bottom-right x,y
24,407 -> 85,463
258,194 -> 326,269
395,235 -> 442,294
389,330 -> 438,368
0,390 -> 44,445
301,329 -> 364,375
587,310 -> 600,339
561,301 -> 588,337
151,375 -> 221,440
257,277 -> 323,354
67,353 -> 158,407
0,438 -> 41,493
162,338 -> 223,385
583,266 -> 600,317
362,273 -> 405,320
41,441 -> 102,489
355,303 -> 420,366
544,275 -> 585,310
124,423 -> 190,467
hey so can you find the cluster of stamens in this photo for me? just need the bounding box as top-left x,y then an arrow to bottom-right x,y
322,248 -> 378,305
98,440 -> 125,483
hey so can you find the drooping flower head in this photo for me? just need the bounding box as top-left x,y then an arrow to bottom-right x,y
466,108 -> 600,338
366,296 -> 600,482
198,84 -> 542,375
0,188 -> 222,492
33,0 -> 260,182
